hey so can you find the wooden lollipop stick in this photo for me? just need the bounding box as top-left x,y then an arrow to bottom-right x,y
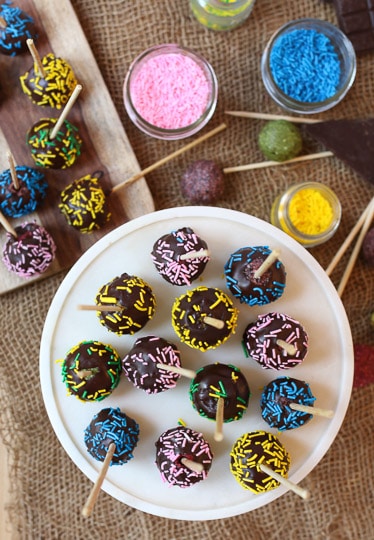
111,123 -> 227,193
223,151 -> 333,174
253,249 -> 280,279
289,402 -> 334,418
180,457 -> 204,473
0,16 -> 6,27
214,397 -> 224,442
325,197 -> 374,277
78,304 -> 123,312
179,249 -> 210,261
203,316 -> 224,330
337,198 -> 374,298
276,339 -> 297,356
82,442 -> 116,518
156,363 -> 196,379
259,463 -> 310,500
50,84 -> 82,140
26,38 -> 46,77
225,110 -> 321,124
0,211 -> 17,237
7,151 -> 19,190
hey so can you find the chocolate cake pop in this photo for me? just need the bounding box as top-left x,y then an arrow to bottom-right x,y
189,362 -> 250,423
0,163 -> 47,217
224,246 -> 286,306
2,220 -> 56,278
26,117 -> 82,169
230,430 -> 290,493
261,376 -> 316,430
59,340 -> 122,402
84,407 -> 139,465
243,312 -> 309,370
151,226 -> 210,285
95,272 -> 156,335
122,335 -> 182,394
20,52 -> 78,109
59,174 -> 111,233
155,425 -> 213,487
171,286 -> 238,351
0,3 -> 37,56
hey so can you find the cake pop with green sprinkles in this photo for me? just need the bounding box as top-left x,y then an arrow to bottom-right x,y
58,340 -> 122,402
258,120 -> 302,162
26,84 -> 83,169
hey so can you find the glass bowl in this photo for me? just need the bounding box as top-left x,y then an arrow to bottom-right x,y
270,182 -> 342,247
123,44 -> 218,140
261,18 -> 357,115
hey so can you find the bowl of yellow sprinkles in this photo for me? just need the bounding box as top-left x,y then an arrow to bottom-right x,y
270,182 -> 341,247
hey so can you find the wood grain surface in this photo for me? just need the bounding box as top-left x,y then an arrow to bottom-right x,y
0,0 -> 155,295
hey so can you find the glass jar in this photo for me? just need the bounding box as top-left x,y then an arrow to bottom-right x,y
270,182 -> 342,247
123,44 -> 218,140
261,18 -> 356,114
190,0 -> 256,31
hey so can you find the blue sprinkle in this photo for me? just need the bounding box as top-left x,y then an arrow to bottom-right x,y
269,28 -> 341,103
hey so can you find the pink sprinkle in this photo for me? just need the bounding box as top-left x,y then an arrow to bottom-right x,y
130,53 -> 210,129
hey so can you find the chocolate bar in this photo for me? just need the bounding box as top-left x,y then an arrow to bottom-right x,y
332,0 -> 374,53
305,118 -> 374,185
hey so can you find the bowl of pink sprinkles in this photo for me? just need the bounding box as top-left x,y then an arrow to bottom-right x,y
123,43 -> 218,140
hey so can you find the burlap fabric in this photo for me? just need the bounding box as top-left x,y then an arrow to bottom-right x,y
1,0 -> 373,538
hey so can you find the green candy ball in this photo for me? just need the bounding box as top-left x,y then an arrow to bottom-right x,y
258,120 -> 303,162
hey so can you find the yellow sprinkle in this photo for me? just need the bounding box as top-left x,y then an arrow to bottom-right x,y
288,187 -> 334,235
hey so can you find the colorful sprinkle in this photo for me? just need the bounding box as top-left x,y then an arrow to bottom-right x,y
261,376 -> 316,430
0,165 -> 47,218
230,431 -> 290,493
269,28 -> 341,103
84,407 -> 139,465
59,174 -> 111,233
20,52 -> 78,109
155,426 -> 213,487
171,286 -> 238,351
95,273 -> 156,335
2,221 -> 56,278
151,227 -> 209,286
27,118 -> 82,169
0,2 -> 37,56
58,340 -> 122,402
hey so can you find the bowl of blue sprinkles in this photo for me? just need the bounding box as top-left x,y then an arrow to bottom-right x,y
261,18 -> 357,114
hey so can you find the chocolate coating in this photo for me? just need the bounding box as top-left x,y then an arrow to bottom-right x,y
230,430 -> 290,493
171,286 -> 238,351
224,246 -> 286,306
2,221 -> 56,278
0,166 -> 47,218
155,426 -> 213,487
59,175 -> 111,233
243,312 -> 309,370
261,376 -> 315,430
20,53 -> 78,108
181,160 -> 224,204
27,118 -> 82,169
190,362 -> 250,422
95,273 -> 156,335
122,335 -> 181,394
0,4 -> 37,56
151,226 -> 209,285
60,340 -> 122,402
84,407 -> 139,465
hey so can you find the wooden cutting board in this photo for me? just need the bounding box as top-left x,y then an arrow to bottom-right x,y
0,0 -> 155,294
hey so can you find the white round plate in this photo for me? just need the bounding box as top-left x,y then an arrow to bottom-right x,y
40,206 -> 353,520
